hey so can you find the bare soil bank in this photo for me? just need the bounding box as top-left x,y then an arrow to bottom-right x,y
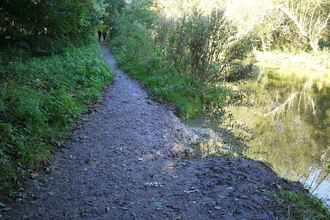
1,42 -> 308,220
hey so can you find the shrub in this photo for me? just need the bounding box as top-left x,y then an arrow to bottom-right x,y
110,2 -> 255,118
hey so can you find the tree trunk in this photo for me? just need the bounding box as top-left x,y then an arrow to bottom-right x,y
309,39 -> 319,52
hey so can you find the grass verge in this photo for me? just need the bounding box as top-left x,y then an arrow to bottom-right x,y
109,43 -> 203,118
269,190 -> 330,219
0,39 -> 115,194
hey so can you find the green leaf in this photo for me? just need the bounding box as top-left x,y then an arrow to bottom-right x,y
118,206 -> 128,210
0,202 -> 6,207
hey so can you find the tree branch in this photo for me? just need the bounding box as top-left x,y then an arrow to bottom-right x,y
263,92 -> 297,117
319,12 -> 330,33
274,5 -> 308,37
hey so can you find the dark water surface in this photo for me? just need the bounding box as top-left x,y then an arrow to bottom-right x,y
184,67 -> 330,204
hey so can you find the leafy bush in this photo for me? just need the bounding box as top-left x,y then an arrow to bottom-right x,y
110,2 -> 255,118
0,39 -> 114,193
0,0 -> 104,63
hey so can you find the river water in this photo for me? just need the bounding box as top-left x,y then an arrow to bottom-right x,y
184,66 -> 330,204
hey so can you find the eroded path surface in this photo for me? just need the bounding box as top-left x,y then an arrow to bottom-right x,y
2,42 -> 307,220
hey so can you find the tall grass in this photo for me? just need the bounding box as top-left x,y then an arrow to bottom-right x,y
0,38 -> 114,193
268,190 -> 330,219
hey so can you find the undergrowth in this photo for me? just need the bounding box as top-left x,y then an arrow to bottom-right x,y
0,38 -> 114,193
269,190 -> 330,219
109,1 -> 255,119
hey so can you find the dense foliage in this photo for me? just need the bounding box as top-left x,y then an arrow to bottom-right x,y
0,0 -> 103,63
0,39 -> 114,192
101,0 -> 126,38
223,0 -> 330,52
110,0 -> 255,117
0,0 -> 114,192
153,0 -> 330,52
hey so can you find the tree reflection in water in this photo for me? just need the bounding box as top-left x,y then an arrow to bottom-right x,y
184,66 -> 330,204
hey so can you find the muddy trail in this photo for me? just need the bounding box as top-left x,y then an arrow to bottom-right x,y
2,42 -> 308,220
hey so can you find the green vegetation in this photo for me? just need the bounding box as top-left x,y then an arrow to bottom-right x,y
224,0 -> 330,71
255,50 -> 330,72
0,39 -> 114,192
109,0 -> 255,118
1,1 -> 329,218
105,1 -> 330,217
101,0 -> 126,38
223,0 -> 330,52
151,0 -> 330,53
220,152 -> 235,158
0,1 -> 114,193
108,0 -> 330,118
269,190 -> 330,219
0,0 -> 105,63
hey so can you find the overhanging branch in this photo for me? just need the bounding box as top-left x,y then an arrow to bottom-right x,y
274,5 -> 308,37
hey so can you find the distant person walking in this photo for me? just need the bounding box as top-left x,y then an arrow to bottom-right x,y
98,30 -> 102,41
102,30 -> 107,41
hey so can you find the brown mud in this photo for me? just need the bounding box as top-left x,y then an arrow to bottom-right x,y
1,42 -> 308,220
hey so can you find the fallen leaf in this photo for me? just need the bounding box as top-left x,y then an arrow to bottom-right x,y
118,206 -> 128,210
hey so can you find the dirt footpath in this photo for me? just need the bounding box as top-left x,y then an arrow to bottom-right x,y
1,42 -> 307,220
